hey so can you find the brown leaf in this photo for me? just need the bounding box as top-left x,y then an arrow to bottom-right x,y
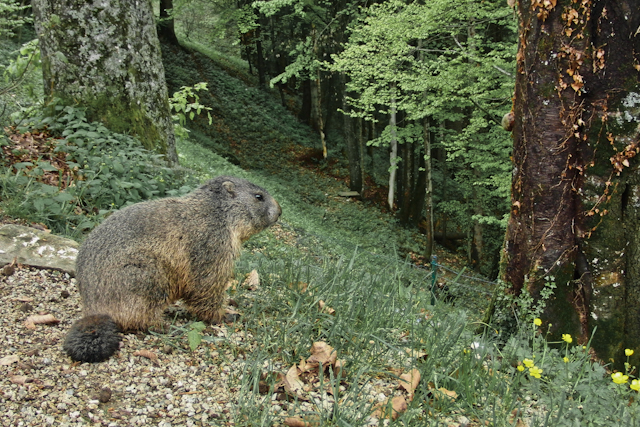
333,359 -> 346,378
404,348 -> 428,360
9,375 -> 28,385
283,365 -> 305,395
437,387 -> 458,401
288,281 -> 309,294
299,356 -> 309,373
225,279 -> 239,291
284,416 -> 321,427
0,355 -> 19,365
398,369 -> 421,397
243,269 -> 260,290
24,314 -> 59,329
133,349 -> 159,364
372,395 -> 408,420
307,342 -> 337,369
318,300 -> 335,315
284,417 -> 308,427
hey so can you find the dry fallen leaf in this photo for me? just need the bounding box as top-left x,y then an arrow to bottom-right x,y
318,300 -> 335,315
283,365 -> 305,395
333,359 -> 346,378
437,387 -> 458,401
288,281 -> 309,294
133,349 -> 159,364
299,356 -> 309,373
307,342 -> 337,369
14,296 -> 33,303
284,415 -> 321,427
24,314 -> 59,329
373,395 -> 408,420
243,269 -> 260,290
9,375 -> 28,385
398,369 -> 421,397
225,279 -> 239,291
404,347 -> 428,360
0,355 -> 19,365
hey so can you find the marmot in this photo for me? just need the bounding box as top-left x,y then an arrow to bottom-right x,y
63,176 -> 281,363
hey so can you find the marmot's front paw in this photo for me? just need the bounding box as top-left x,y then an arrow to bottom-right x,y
224,307 -> 241,323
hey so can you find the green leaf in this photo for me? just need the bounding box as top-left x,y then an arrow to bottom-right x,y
187,329 -> 203,351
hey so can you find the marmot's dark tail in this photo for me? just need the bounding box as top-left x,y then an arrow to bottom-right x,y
63,314 -> 121,363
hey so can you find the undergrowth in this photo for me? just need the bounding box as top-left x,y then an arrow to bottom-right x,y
1,104 -> 196,237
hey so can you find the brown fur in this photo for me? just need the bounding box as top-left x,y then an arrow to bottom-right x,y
63,176 -> 281,362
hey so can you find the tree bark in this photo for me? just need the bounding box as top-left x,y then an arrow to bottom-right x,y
388,94 -> 398,211
158,0 -> 179,45
422,117 -> 434,259
32,0 -> 177,164
500,0 -> 640,363
342,75 -> 363,193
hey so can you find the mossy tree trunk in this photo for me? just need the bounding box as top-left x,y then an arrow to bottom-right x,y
32,0 -> 178,164
500,0 -> 640,365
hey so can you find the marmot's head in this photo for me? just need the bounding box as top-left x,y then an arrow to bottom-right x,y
200,176 -> 281,240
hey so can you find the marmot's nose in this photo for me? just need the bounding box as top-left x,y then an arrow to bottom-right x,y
272,200 -> 282,221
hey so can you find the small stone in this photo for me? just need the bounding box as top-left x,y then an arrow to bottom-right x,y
18,303 -> 33,313
2,264 -> 15,276
25,348 -> 39,357
98,387 -> 112,404
60,290 -> 70,299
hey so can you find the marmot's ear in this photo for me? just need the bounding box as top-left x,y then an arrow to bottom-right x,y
222,181 -> 236,197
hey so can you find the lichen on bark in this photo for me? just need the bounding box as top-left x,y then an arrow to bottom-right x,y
32,0 -> 177,164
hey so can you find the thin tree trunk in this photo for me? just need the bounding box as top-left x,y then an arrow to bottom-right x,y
357,116 -> 366,196
311,26 -> 327,158
423,117 -> 434,259
342,74 -> 362,193
388,89 -> 398,210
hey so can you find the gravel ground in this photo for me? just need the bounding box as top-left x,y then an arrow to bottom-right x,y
0,266 -> 419,427
0,265 -> 250,427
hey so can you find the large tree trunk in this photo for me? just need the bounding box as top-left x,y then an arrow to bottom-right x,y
500,0 -> 640,364
32,0 -> 177,164
158,0 -> 179,45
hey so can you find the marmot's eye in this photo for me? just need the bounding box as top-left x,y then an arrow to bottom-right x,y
255,194 -> 264,201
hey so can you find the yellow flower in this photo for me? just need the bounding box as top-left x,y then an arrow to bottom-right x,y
626,349 -> 634,357
534,318 -> 542,326
517,365 -> 525,372
523,358 -> 535,368
612,372 -> 629,384
529,366 -> 543,379
631,379 -> 640,392
563,357 -> 569,363
562,334 -> 573,344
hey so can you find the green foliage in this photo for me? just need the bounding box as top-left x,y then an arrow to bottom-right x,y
169,82 -> 213,140
0,0 -> 32,38
187,321 -> 207,351
1,36 -> 44,125
1,104 -> 196,237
